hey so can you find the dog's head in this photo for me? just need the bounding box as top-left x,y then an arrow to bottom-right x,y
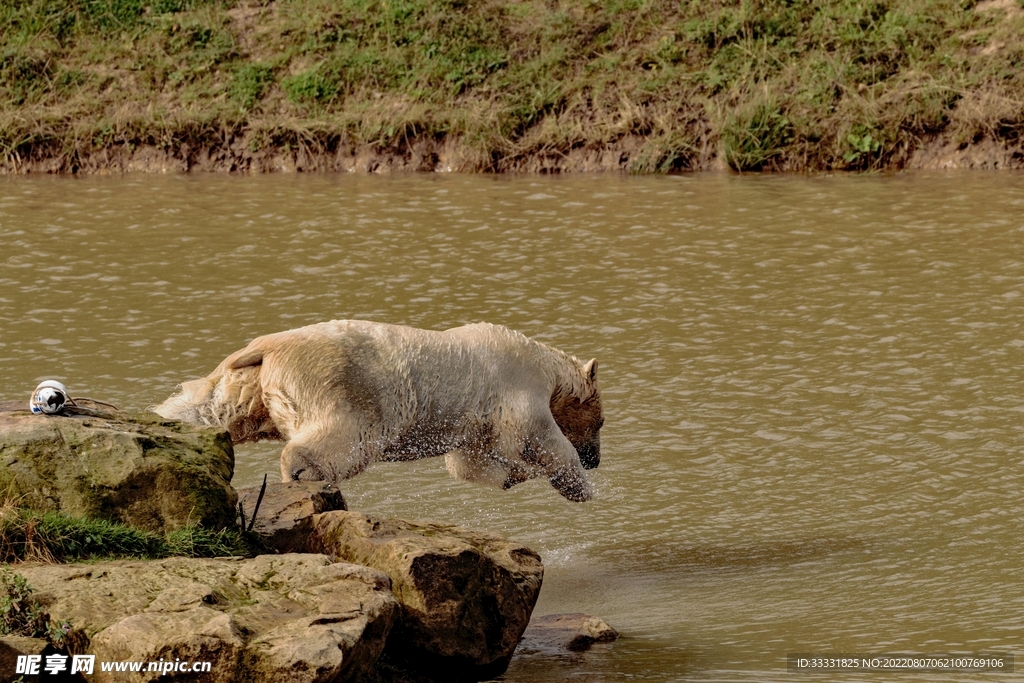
551,358 -> 604,470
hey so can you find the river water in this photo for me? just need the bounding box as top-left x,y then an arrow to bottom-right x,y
1,172 -> 1022,682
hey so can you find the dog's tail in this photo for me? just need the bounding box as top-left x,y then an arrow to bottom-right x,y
152,338 -> 268,428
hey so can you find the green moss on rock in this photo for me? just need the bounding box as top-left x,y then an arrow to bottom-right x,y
0,402 -> 237,533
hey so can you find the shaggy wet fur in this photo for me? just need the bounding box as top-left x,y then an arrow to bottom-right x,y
154,320 -> 603,501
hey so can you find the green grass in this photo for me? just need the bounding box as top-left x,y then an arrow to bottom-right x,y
0,507 -> 263,563
1,0 -> 1023,171
1,564 -> 75,649
1,565 -> 49,637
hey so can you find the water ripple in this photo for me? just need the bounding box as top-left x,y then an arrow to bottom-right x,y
1,172 -> 1022,681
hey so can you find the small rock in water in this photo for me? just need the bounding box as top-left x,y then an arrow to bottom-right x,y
519,613 -> 619,653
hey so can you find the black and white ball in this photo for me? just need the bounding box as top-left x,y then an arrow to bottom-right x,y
30,380 -> 69,415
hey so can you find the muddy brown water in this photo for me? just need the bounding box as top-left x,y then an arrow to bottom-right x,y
1,172 -> 1022,682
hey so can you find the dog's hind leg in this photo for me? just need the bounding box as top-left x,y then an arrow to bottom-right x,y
445,449 -> 510,489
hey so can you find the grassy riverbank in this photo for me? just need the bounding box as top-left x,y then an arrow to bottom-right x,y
2,0 -> 1023,173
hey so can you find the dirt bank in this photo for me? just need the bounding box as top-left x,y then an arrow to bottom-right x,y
6,133 -> 1021,175
2,132 -> 723,174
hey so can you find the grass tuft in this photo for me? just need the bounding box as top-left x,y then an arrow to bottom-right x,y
229,62 -> 275,110
722,95 -> 792,171
0,503 -> 262,564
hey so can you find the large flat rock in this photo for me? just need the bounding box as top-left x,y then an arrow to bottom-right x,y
0,402 -> 236,532
307,511 -> 544,681
17,554 -> 398,683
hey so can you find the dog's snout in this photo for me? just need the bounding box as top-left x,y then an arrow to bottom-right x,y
578,442 -> 600,470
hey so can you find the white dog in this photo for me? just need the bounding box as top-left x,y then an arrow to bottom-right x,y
154,321 -> 603,501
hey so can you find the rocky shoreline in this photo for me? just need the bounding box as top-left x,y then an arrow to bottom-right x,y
0,402 -> 615,682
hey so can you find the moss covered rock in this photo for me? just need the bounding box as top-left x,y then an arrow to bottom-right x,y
0,401 -> 236,532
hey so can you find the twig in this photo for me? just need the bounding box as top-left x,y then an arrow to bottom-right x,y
247,474 -> 268,533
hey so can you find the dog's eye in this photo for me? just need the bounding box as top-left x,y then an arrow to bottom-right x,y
597,418 -> 605,429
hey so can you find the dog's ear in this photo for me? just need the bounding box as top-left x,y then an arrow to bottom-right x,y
582,358 -> 598,381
